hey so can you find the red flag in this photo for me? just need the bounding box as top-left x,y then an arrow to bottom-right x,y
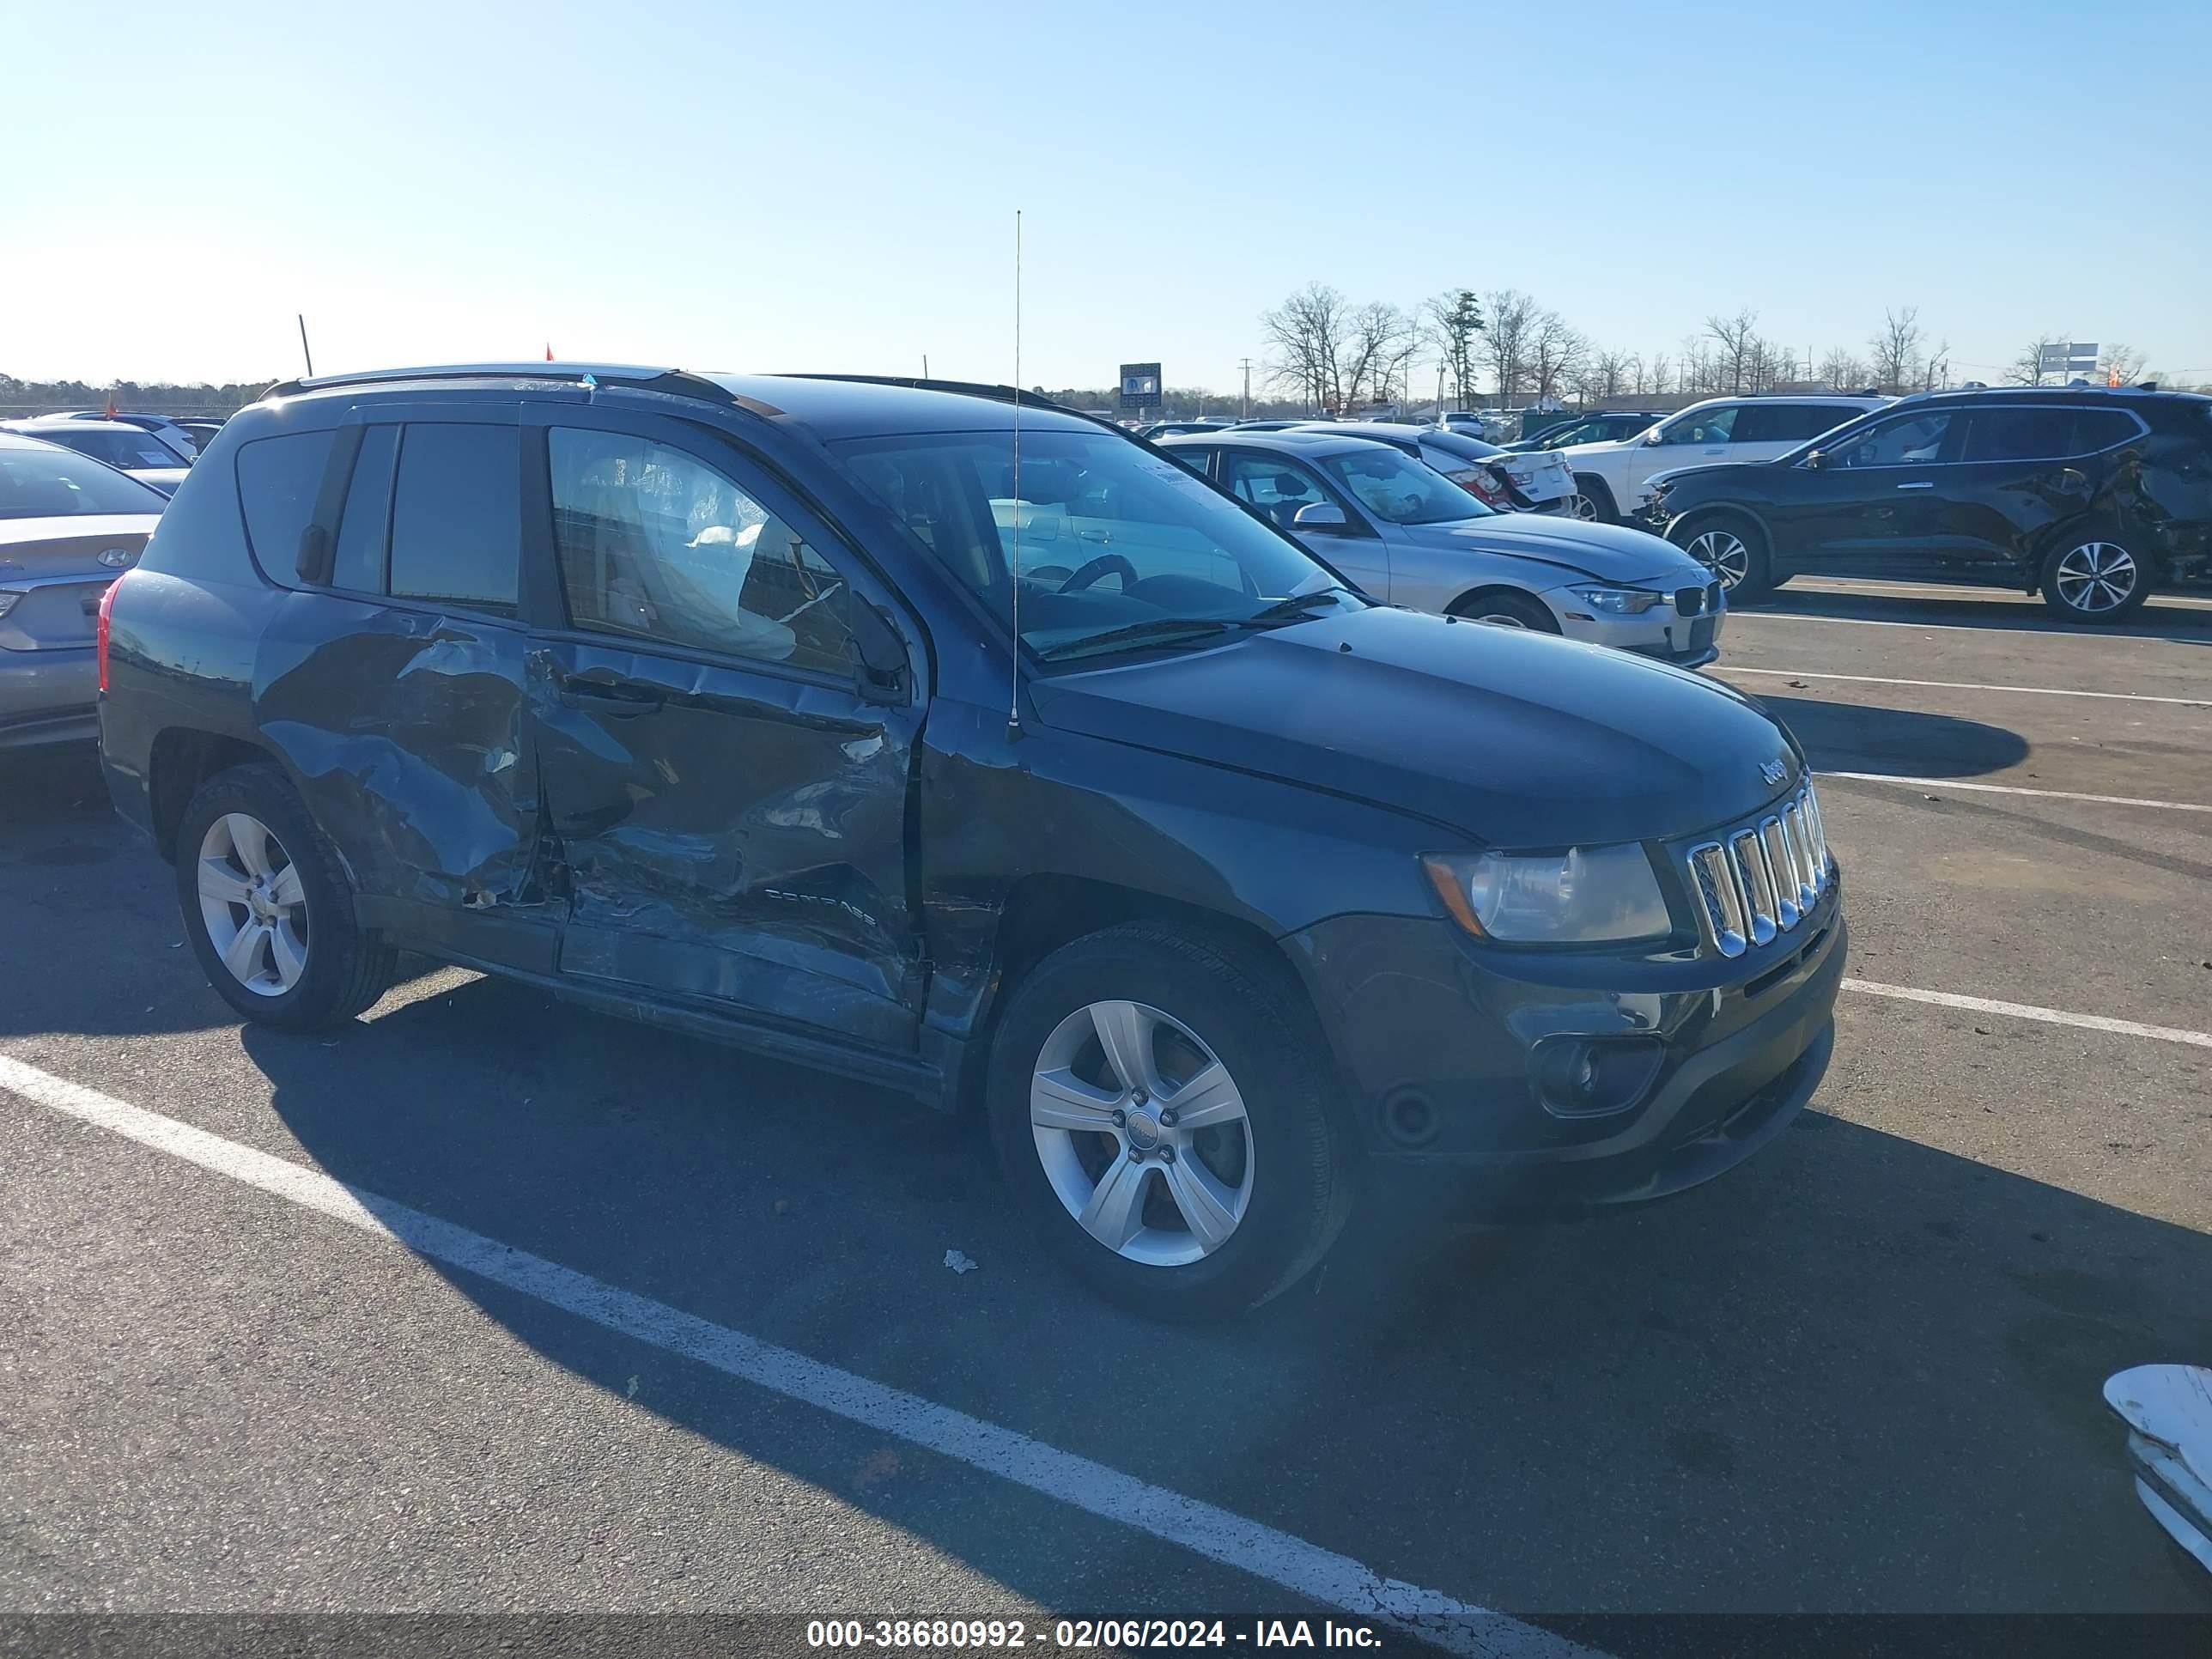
545,343 -> 555,362
103,392 -> 118,419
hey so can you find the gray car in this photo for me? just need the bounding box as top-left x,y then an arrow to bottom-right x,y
0,434 -> 166,748
1159,429 -> 1724,667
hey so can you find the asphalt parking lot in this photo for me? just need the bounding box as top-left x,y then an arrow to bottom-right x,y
4,577 -> 2209,1654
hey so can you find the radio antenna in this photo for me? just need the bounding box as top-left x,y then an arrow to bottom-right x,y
1006,209 -> 1024,741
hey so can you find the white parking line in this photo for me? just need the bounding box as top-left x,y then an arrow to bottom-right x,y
1788,575 -> 2212,611
0,1053 -> 1593,1659
1735,611 -> 2211,645
1818,770 -> 2212,814
1725,666 -> 2210,708
1843,981 -> 2212,1051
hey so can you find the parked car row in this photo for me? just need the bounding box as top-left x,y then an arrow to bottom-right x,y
92,363 -> 1843,1318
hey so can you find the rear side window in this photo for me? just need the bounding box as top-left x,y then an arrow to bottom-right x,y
235,431 -> 337,576
387,424 -> 520,614
1961,408 -> 2142,463
331,424 -> 399,593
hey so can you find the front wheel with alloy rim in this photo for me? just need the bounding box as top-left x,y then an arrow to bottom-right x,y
987,923 -> 1351,1316
2042,535 -> 2148,621
1670,513 -> 1776,602
1449,590 -> 1559,631
175,763 -> 398,1029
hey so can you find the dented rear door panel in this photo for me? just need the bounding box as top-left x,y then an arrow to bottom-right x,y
254,588 -> 550,966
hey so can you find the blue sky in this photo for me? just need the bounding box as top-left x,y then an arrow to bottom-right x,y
7,0 -> 2209,391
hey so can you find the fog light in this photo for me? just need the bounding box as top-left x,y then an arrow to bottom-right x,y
1532,1035 -> 1665,1118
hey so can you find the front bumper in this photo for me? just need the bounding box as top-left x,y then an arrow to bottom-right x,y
1544,586 -> 1727,670
0,646 -> 97,750
1282,878 -> 1844,1212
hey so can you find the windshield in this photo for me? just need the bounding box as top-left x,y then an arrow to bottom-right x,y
0,442 -> 168,519
833,427 -> 1361,661
1317,444 -> 1489,524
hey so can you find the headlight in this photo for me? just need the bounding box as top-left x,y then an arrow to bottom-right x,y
1568,585 -> 1664,614
1422,845 -> 1672,944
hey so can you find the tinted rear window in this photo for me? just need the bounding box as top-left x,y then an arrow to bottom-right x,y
235,431 -> 337,574
0,443 -> 167,519
387,423 -> 520,613
1736,404 -> 1860,443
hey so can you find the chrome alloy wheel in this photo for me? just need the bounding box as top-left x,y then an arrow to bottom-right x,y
1474,611 -> 1530,628
197,811 -> 309,996
1030,1000 -> 1254,1267
2053,540 -> 2139,614
1565,493 -> 1599,521
1686,526 -> 1751,589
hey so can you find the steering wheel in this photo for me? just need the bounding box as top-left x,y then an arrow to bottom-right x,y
1060,554 -> 1139,592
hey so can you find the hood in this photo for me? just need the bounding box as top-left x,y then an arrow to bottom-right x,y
1399,513 -> 1706,586
1028,606 -> 1800,846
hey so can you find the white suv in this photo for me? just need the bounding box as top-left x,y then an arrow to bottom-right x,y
1557,395 -> 1886,522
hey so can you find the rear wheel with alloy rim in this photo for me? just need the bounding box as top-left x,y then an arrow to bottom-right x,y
1571,475 -> 1619,523
1671,512 -> 1776,602
2042,535 -> 2148,621
987,923 -> 1350,1316
1564,492 -> 1601,521
175,763 -> 398,1029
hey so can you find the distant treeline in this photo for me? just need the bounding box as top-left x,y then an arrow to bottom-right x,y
0,376 -> 274,418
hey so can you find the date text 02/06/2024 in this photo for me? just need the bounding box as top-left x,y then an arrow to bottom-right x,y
803,1619 -> 1382,1649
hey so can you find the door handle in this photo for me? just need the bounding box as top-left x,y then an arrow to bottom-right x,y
559,680 -> 665,716
1894,482 -> 1935,489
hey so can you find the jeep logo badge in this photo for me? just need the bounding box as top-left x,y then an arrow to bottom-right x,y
1760,758 -> 1789,787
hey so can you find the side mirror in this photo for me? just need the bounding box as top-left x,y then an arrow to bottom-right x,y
848,597 -> 910,703
1291,501 -> 1348,531
1803,450 -> 1826,470
1644,430 -> 1665,445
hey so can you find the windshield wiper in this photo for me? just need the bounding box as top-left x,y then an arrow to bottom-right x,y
1036,617 -> 1255,662
1246,586 -> 1357,623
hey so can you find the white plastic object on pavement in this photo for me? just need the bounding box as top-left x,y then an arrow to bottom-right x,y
944,1249 -> 978,1275
2104,1364 -> 2212,1575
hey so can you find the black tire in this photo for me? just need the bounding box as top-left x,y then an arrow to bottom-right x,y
1571,474 -> 1620,524
1448,589 -> 1559,632
2039,527 -> 2150,622
1670,510 -> 1777,603
174,763 -> 398,1030
986,922 -> 1352,1317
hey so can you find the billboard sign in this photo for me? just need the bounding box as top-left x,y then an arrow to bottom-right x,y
1118,363 -> 1163,410
2037,342 -> 2100,379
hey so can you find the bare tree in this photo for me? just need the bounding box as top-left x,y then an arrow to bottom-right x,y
1641,353 -> 1671,396
2099,342 -> 2148,386
1422,289 -> 1484,409
1527,311 -> 1586,406
1591,349 -> 1635,400
1260,283 -> 1352,412
2008,332 -> 2067,386
1817,348 -> 1869,392
1481,289 -> 1539,402
1705,308 -> 1762,395
1921,338 -> 1952,391
1678,333 -> 1718,396
1867,306 -> 1924,394
1339,301 -> 1416,407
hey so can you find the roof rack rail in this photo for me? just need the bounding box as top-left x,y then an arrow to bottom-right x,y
780,374 -> 1109,425
261,362 -> 738,405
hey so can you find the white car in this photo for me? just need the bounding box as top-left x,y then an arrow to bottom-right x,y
1305,422 -> 1577,514
0,418 -> 193,496
1555,394 -> 1886,523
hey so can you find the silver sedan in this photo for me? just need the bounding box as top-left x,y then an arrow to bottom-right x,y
1158,430 -> 1725,669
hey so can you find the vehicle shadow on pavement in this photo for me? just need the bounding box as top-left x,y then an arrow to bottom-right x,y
237,976 -> 2212,1622
0,745 -> 452,1043
1747,588 -> 2212,639
1738,693 -> 2029,779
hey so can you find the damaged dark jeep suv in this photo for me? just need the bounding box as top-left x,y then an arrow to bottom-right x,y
100,365 -> 1845,1316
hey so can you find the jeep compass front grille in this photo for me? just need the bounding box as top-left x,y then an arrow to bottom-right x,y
1685,782 -> 1830,957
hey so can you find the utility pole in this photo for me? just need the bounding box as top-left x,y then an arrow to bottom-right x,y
1237,357 -> 1255,419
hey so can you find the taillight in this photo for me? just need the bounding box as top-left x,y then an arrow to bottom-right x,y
96,575 -> 120,692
